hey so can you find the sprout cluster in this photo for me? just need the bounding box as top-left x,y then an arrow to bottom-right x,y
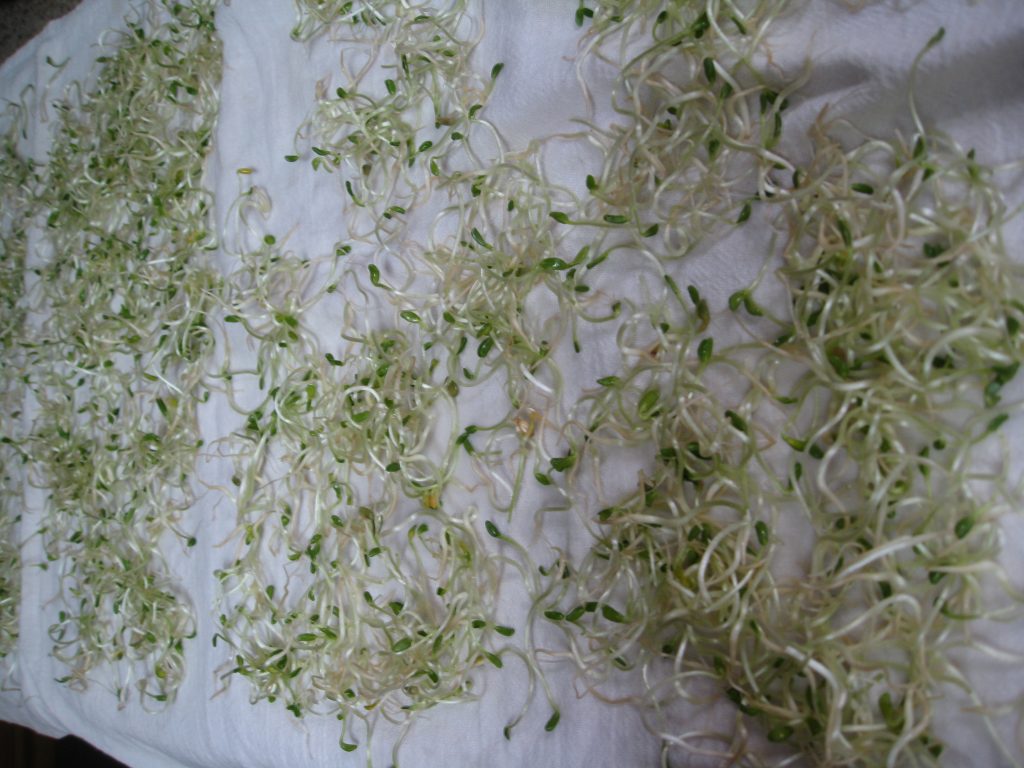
211,0 -> 530,753
0,108 -> 36,670
534,10 -> 1024,768
4,0 -> 223,704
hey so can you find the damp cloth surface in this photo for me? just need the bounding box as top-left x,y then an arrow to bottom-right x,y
1,1 -> 1023,767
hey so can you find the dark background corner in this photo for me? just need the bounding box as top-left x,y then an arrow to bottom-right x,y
1,0 -> 85,64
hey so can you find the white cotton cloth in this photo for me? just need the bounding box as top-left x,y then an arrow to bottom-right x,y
1,1 -> 1023,767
